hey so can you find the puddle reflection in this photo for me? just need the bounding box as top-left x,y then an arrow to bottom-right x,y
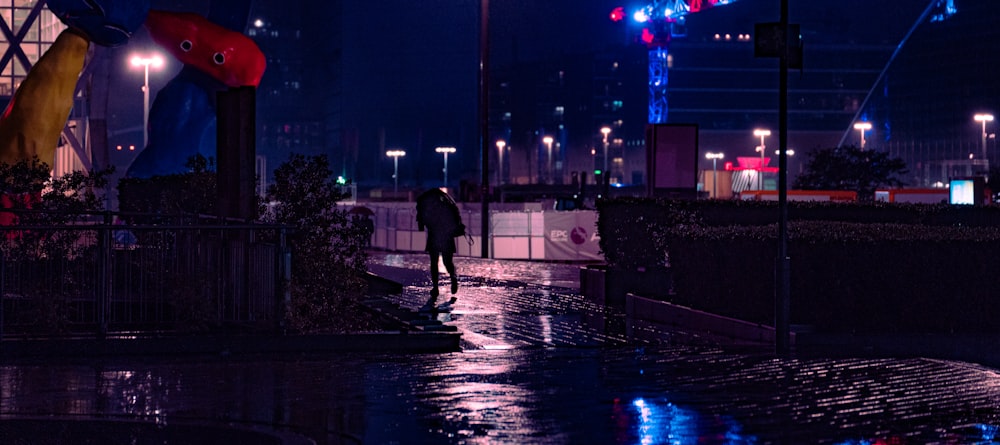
626,398 -> 757,445
4,350 -> 1000,444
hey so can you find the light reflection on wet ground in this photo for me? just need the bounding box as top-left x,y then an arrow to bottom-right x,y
5,350 -> 1000,444
2,252 -> 1000,444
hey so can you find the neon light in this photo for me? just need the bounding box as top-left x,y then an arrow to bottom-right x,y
610,6 -> 625,22
648,48 -> 669,123
641,28 -> 655,45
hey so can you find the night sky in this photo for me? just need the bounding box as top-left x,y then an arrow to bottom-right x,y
107,1 -> 986,189
108,0 -> 624,186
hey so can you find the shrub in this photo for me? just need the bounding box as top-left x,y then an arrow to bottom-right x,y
597,197 -> 1000,272
117,155 -> 217,219
0,158 -> 112,333
596,197 -> 700,271
264,154 -> 376,333
666,221 -> 1000,333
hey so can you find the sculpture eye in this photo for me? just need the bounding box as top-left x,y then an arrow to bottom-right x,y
180,40 -> 193,52
213,52 -> 225,65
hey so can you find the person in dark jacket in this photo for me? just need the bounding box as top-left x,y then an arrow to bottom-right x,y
416,188 -> 463,311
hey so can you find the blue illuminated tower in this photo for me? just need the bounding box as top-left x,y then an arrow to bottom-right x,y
611,0 -> 739,123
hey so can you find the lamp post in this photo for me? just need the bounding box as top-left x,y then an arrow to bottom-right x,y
854,122 -> 872,150
775,149 -> 796,179
753,129 -> 771,190
600,127 -> 611,184
386,149 -> 406,194
975,113 -> 994,162
435,146 -> 456,187
705,152 -> 724,199
130,54 -> 165,149
542,136 -> 554,184
495,140 -> 505,185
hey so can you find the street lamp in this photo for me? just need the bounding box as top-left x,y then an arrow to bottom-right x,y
854,122 -> 872,150
600,127 -> 611,185
753,129 -> 770,190
705,152 -> 724,199
129,54 -> 165,149
543,136 -> 554,184
975,113 -> 994,161
495,140 -> 505,185
386,149 -> 406,194
435,146 -> 456,187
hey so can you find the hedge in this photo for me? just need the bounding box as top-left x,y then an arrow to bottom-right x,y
597,198 -> 1000,334
667,222 -> 1000,333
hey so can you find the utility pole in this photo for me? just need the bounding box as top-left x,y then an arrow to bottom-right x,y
775,0 -> 792,355
479,0 -> 490,258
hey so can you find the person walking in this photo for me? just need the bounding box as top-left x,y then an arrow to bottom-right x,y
415,188 -> 463,311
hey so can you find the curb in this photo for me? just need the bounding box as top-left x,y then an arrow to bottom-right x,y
626,293 -> 792,346
0,330 -> 461,359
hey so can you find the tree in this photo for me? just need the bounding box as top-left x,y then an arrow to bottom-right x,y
264,153 -> 375,333
793,145 -> 908,201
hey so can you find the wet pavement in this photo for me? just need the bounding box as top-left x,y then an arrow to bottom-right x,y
3,252 -> 1000,444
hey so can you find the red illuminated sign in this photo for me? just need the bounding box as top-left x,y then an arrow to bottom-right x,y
609,6 -> 625,22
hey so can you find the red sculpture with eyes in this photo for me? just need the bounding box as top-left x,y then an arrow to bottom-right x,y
144,10 -> 266,88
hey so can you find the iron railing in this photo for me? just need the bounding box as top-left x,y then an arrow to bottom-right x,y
0,211 -> 291,339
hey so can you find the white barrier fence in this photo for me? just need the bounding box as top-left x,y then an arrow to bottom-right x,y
361,203 -> 602,262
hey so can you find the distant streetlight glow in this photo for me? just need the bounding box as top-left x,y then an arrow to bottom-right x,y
495,140 -> 506,185
543,136 -> 554,184
386,149 -> 406,194
975,113 -> 994,161
129,54 -> 165,149
600,127 -> 611,185
753,129 -> 770,190
435,146 -> 456,187
854,122 -> 872,150
705,152 -> 724,199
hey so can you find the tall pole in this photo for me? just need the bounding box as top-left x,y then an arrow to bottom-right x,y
706,152 -> 724,199
854,122 -> 872,150
754,129 -> 770,190
543,136 -> 554,184
387,150 -> 405,195
479,0 -> 490,258
975,114 -> 993,161
436,146 -> 456,187
775,0 -> 791,355
601,127 -> 611,189
130,54 -> 163,149
496,140 -> 505,185
713,158 -> 717,197
142,64 -> 149,148
983,120 -> 988,160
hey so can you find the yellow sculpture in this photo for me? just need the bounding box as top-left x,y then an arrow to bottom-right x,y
0,29 -> 88,167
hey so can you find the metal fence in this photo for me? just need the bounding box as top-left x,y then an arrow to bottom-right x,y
0,212 -> 290,339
